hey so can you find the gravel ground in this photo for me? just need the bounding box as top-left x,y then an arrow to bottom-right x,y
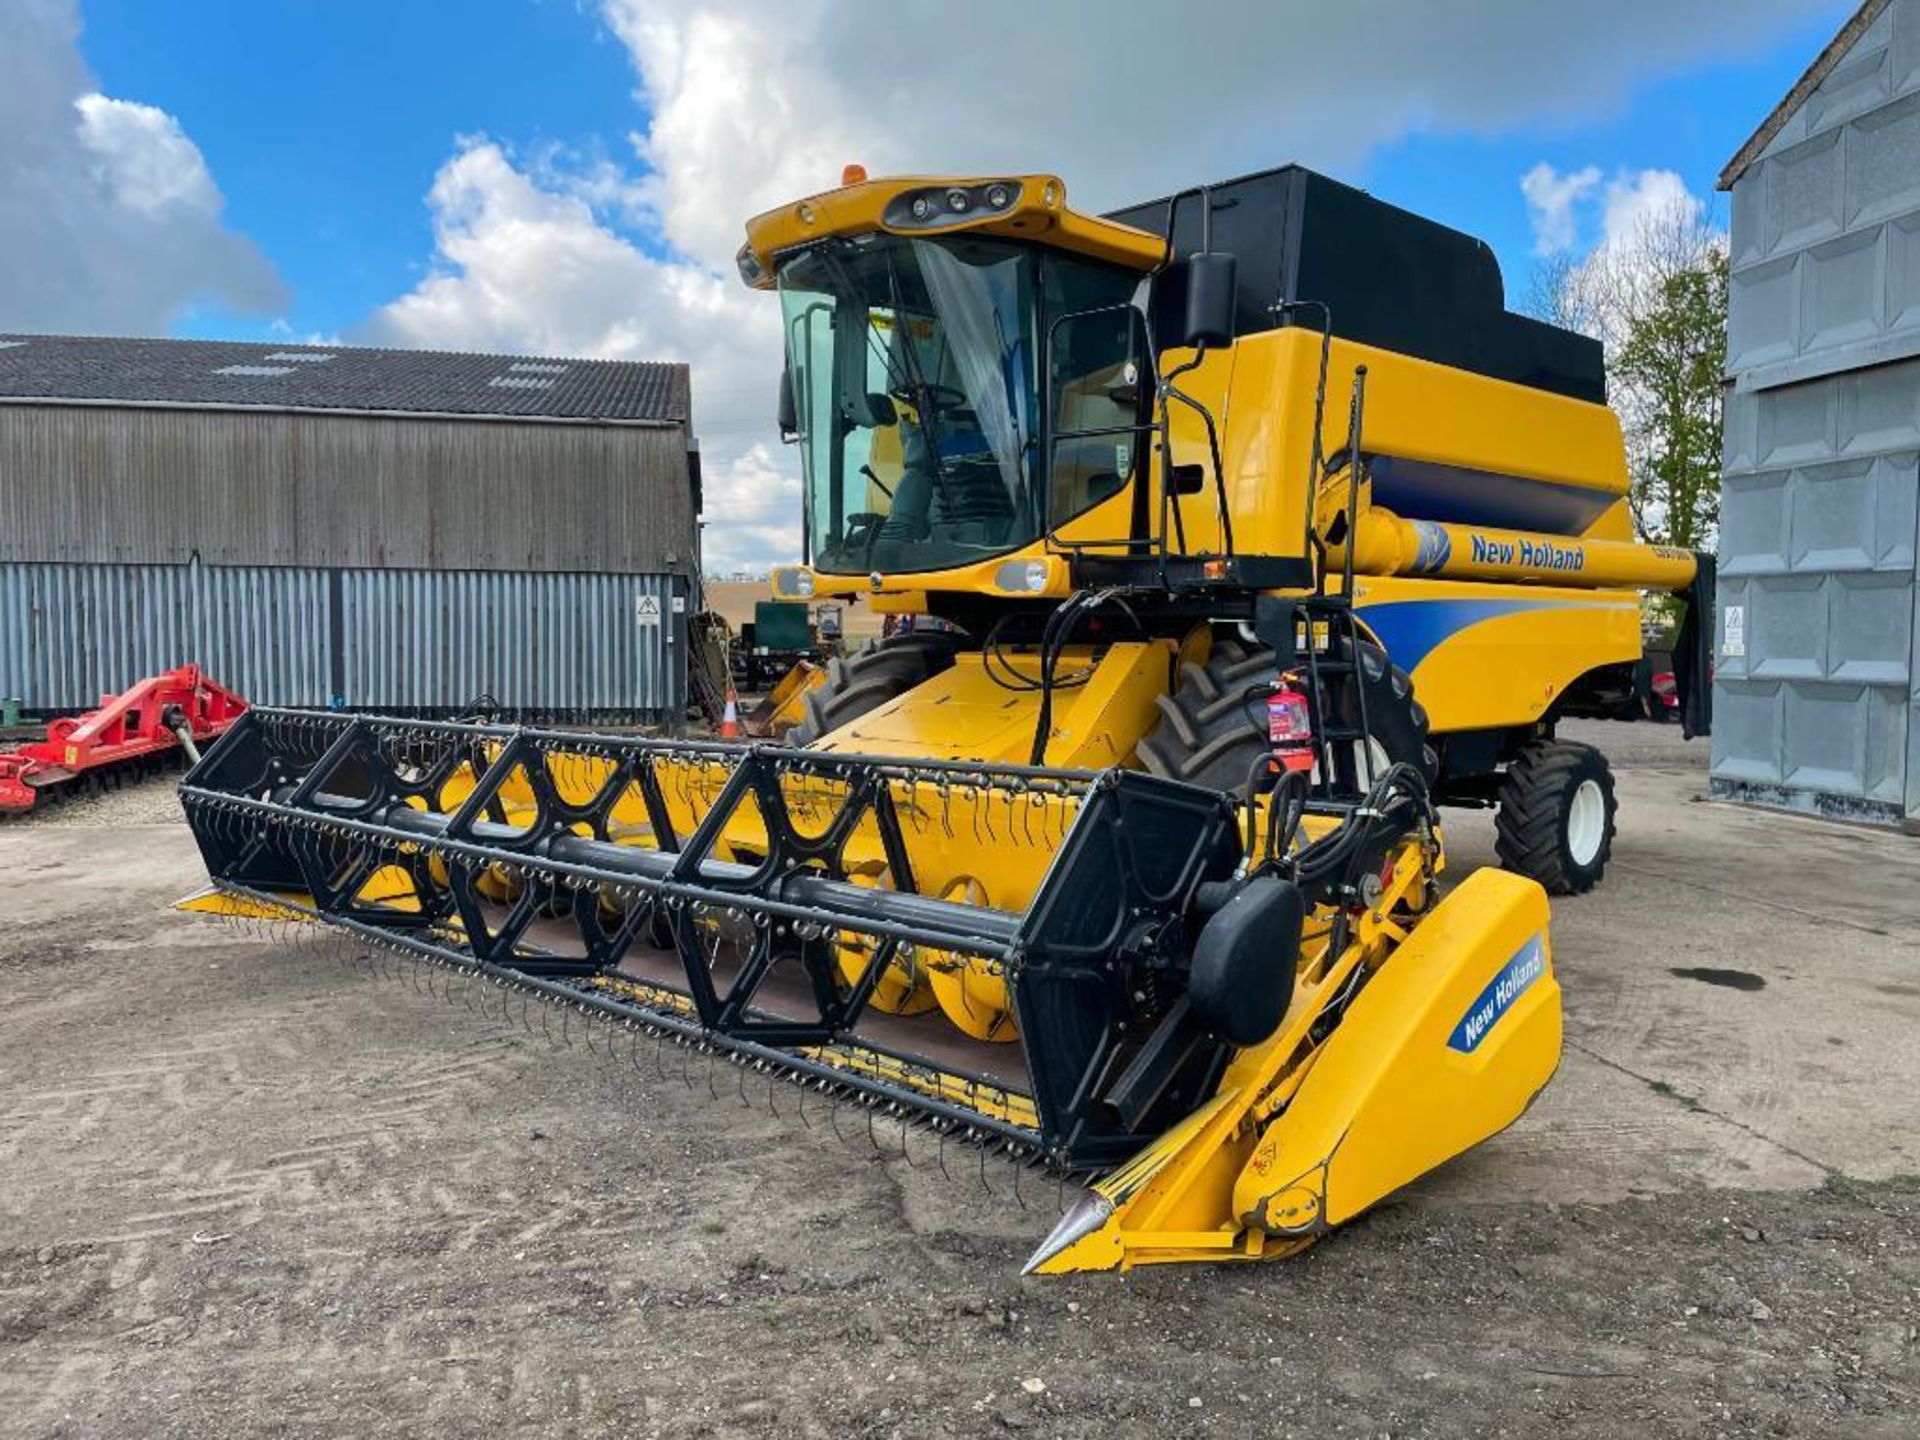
1,730 -> 1916,1439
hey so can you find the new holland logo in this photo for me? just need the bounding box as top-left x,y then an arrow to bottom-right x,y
1468,532 -> 1586,572
1411,520 -> 1452,574
1447,934 -> 1546,1054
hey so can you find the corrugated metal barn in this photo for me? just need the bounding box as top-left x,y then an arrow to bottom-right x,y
0,333 -> 699,722
1713,0 -> 1920,829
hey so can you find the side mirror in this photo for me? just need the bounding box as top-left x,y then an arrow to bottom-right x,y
1183,251 -> 1238,349
777,367 -> 798,439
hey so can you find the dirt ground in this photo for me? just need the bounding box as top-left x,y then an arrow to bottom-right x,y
2,722 -> 1917,1439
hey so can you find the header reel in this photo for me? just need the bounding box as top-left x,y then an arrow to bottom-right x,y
181,709 -> 1316,1172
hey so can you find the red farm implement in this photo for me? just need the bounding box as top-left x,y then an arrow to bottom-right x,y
0,666 -> 248,815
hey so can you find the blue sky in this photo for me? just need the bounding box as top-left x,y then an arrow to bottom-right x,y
68,0 -> 1852,344
76,0 -> 647,340
2,0 -> 1860,571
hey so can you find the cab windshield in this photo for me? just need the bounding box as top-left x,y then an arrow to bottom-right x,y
778,234 -> 1143,575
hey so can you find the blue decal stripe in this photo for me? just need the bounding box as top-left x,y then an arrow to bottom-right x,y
1355,598 -> 1588,674
1370,455 -> 1617,536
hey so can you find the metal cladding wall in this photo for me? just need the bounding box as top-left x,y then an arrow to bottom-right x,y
339,570 -> 682,715
1715,0 -> 1920,828
0,562 -> 684,721
0,404 -> 695,574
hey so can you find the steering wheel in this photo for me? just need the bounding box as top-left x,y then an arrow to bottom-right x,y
890,381 -> 967,412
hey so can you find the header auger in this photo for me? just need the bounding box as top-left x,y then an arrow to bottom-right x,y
172,158 -> 1713,1272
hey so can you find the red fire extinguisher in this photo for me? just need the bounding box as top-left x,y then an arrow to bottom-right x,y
1267,678 -> 1315,775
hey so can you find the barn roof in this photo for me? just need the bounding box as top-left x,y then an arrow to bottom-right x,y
0,333 -> 690,427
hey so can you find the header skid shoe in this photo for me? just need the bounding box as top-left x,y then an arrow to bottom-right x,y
179,708 -> 1250,1170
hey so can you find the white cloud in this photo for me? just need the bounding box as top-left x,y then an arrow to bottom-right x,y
1599,167 -> 1705,251
0,0 -> 283,334
1521,163 -> 1602,254
369,0 -> 1818,573
604,0 -> 1821,267
1524,163 -> 1723,339
360,138 -> 794,574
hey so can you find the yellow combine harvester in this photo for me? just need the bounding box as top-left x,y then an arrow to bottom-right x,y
179,164 -> 1709,1274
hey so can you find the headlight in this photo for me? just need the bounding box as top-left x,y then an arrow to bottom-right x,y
772,566 -> 816,598
884,182 -> 1020,229
993,559 -> 1055,594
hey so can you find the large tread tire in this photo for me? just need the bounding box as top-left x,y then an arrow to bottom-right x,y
1137,635 -> 1430,791
1494,739 -> 1617,896
788,632 -> 959,746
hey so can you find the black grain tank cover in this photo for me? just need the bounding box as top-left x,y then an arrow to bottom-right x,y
1105,166 -> 1606,405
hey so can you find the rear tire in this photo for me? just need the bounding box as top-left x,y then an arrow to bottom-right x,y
788,632 -> 960,746
1494,740 -> 1616,895
1136,635 -> 1431,790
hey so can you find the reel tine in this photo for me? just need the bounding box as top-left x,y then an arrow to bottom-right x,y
1010,1145 -> 1028,1212
977,1135 -> 996,1199
898,1111 -> 916,1168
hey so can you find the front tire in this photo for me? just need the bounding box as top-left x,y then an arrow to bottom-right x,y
787,632 -> 959,746
1136,635 -> 1431,790
1494,740 -> 1617,895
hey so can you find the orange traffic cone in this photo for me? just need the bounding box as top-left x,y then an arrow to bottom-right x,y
720,685 -> 742,739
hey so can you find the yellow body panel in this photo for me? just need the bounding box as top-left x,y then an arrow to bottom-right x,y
1234,868 -> 1560,1234
807,642 -> 1174,771
1120,326 -> 1640,567
1351,574 -> 1644,734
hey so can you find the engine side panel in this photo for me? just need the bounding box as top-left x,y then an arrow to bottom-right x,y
1352,574 -> 1643,734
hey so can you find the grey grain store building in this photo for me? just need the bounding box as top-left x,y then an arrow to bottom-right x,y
1714,0 -> 1920,829
0,334 -> 700,722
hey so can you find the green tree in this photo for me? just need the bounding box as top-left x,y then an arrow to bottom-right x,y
1610,249 -> 1728,551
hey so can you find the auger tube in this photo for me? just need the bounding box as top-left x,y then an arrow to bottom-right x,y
1338,507 -> 1699,591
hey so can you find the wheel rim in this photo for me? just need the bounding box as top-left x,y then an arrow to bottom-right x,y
1566,778 -> 1605,867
